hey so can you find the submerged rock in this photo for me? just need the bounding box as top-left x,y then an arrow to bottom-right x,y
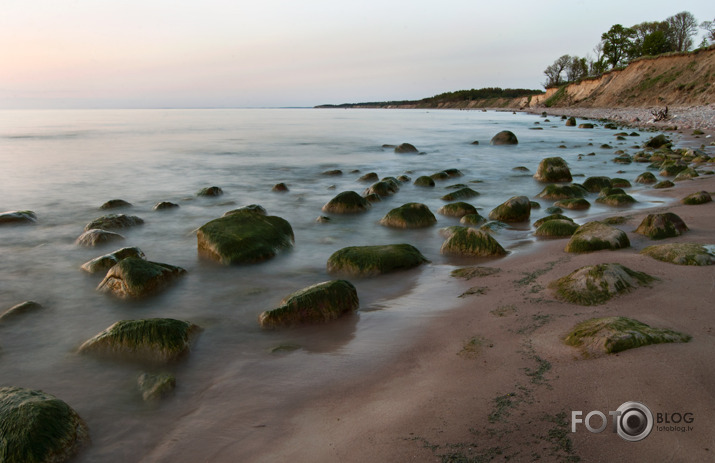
554,198 -> 591,210
440,227 -> 507,257
357,172 -> 379,182
490,130 -> 518,145
0,210 -> 37,225
565,221 -> 630,253
635,213 -> 688,239
327,244 -> 428,277
644,134 -> 670,149
582,176 -> 612,193
414,176 -> 436,187
81,247 -> 146,274
460,213 -> 486,226
97,257 -> 186,299
100,199 -> 131,210
197,210 -> 294,264
536,184 -> 586,200
78,318 -> 201,363
534,157 -> 572,183
84,214 -> 144,232
322,191 -> 371,214
75,229 -> 125,247
438,202 -> 477,218
197,186 -> 223,197
488,196 -> 531,222
565,117 -> 577,126
533,213 -> 574,228
653,180 -> 675,189
681,191 -> 712,205
379,203 -> 436,229
640,243 -> 715,266
564,317 -> 690,356
635,172 -> 657,184
363,180 -> 398,197
272,182 -> 289,192
138,372 -> 176,401
394,143 -> 419,153
0,301 -> 43,324
534,219 -> 579,238
153,201 -> 180,211
595,193 -> 636,207
551,263 -> 655,305
224,204 -> 268,216
0,386 -> 90,463
610,178 -> 631,188
674,168 -> 699,181
441,187 -> 479,201
258,280 -> 359,329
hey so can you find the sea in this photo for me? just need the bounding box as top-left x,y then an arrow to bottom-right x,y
0,108 -> 670,461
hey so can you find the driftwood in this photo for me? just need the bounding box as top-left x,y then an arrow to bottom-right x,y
651,106 -> 669,121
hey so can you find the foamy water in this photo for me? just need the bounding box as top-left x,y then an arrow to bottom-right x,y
0,108 -> 671,461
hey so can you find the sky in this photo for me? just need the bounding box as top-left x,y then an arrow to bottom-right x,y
1,0 -> 712,108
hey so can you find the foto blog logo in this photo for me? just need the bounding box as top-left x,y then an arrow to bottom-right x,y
571,401 -> 654,442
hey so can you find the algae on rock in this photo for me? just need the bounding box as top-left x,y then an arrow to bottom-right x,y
640,243 -> 715,266
551,263 -> 655,305
327,244 -> 428,277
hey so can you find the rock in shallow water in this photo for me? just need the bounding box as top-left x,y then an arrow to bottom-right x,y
97,257 -> 186,299
565,221 -> 630,253
327,244 -> 428,277
75,229 -> 125,247
533,157 -> 572,183
489,130 -> 518,145
0,301 -> 43,323
379,203 -> 436,229
0,210 -> 37,225
84,214 -> 144,231
440,227 -> 506,257
81,246 -> 146,274
488,196 -> 531,222
635,213 -> 688,240
322,191 -> 371,214
138,372 -> 176,401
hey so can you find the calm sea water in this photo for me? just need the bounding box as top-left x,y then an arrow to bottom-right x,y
0,108 -> 667,461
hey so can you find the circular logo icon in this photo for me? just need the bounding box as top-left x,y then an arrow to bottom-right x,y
615,401 -> 653,442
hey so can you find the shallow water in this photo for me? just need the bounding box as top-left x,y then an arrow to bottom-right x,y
0,108 -> 674,461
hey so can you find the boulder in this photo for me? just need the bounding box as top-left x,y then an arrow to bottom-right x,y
610,178 -> 631,188
578,123 -> 594,128
322,169 -> 343,176
490,131 -> 518,145
379,203 -> 436,229
81,247 -> 146,274
564,317 -> 690,356
682,191 -> 712,205
84,214 -> 144,231
534,219 -> 579,238
272,182 -> 289,192
565,117 -> 576,126
224,204 -> 268,216
488,196 -> 531,222
440,227 -> 507,257
357,172 -> 379,182
363,181 -> 398,197
100,199 -> 131,210
640,243 -> 715,266
0,301 -> 43,324
441,187 -> 479,202
565,221 -> 630,253
321,191 -> 371,214
0,386 -> 89,463
460,213 -> 486,226
153,201 -> 180,210
75,229 -> 125,247
197,186 -> 223,197
635,172 -> 657,184
138,372 -> 176,401
97,257 -> 186,299
551,263 -> 655,305
635,213 -> 688,239
430,171 -> 450,181
258,280 -> 359,328
644,134 -> 670,149
533,157 -> 572,183
0,210 -> 37,225
437,202 -> 477,218
595,193 -> 636,207
533,213 -> 574,228
659,163 -> 687,177
554,198 -> 591,210
394,143 -> 419,153
397,174 -> 411,183
197,210 -> 294,264
327,244 -> 428,277
414,176 -> 436,187
78,318 -> 201,363
653,180 -> 675,189
674,168 -> 699,181
535,184 -> 586,200
582,176 -> 612,193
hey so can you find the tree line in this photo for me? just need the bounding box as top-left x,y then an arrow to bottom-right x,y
543,11 -> 715,88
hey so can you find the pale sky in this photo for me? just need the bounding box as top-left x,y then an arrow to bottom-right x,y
1,0 -> 712,108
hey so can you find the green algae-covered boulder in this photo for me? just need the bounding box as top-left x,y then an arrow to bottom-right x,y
640,243 -> 715,266
197,186 -> 223,197
100,199 -> 131,210
635,172 -> 657,184
197,210 -> 294,264
534,219 -> 579,238
582,176 -> 612,193
536,184 -> 586,200
595,193 -> 636,207
554,198 -> 591,210
437,202 -> 477,218
0,301 -> 43,324
565,221 -> 630,253
75,229 -> 125,247
78,318 -> 201,363
357,172 -> 379,183
224,204 -> 267,216
258,280 -> 359,329
327,244 -> 428,277
533,157 -> 572,183
441,187 -> 479,201
564,317 -> 690,357
551,263 -> 655,306
460,213 -> 486,226
674,168 -> 699,181
0,210 -> 37,225
682,191 -> 712,205
644,134 -> 670,149
81,247 -> 146,274
488,195 -> 531,222
138,372 -> 176,401
414,176 -> 436,187
84,214 -> 144,232
659,163 -> 687,177
153,201 -> 179,211
490,130 -> 518,145
96,257 -> 186,299
395,143 -> 418,153
379,203 -> 436,229
578,123 -> 594,129
635,213 -> 688,240
0,386 -> 90,463
363,181 -> 398,197
533,213 -> 574,228
653,180 -> 675,189
440,227 -> 507,257
430,171 -> 450,181
565,117 -> 576,126
610,178 -> 631,188
322,191 -> 371,214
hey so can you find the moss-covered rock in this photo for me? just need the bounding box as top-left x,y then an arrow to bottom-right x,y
490,130 -> 518,145
565,117 -> 576,126
327,244 -> 428,277
681,191 -> 712,205
99,199 -> 131,210
430,171 -> 450,181
533,213 -> 574,228
414,175 -> 436,187
322,191 -> 371,214
610,178 -> 631,188
258,280 -> 359,328
75,229 -> 125,247
395,143 -> 418,153
79,318 -> 201,363
601,216 -> 629,225
534,219 -> 579,238
81,247 -> 146,274
536,184 -> 586,200
0,210 -> 37,225
582,176 -> 612,193
224,204 -> 267,216
379,203 -> 436,229
635,172 -> 657,184
97,257 -> 186,299
363,181 -> 398,197
84,214 -> 144,232
272,182 -> 289,192
552,263 -> 655,305
443,168 -> 463,177
440,227 -> 507,257
674,168 -> 699,181
441,187 -> 479,201
488,196 -> 531,222
0,386 -> 89,463
397,174 -> 411,183
564,317 -> 690,356
595,193 -> 637,207
357,172 -> 379,182
644,134 -> 670,149
364,193 -> 382,203
138,372 -> 176,401
0,301 -> 43,324
197,210 -> 294,265
554,198 -> 591,210
565,221 -> 630,253
659,163 -> 687,177
153,201 -> 179,211
438,202 -> 477,218
197,186 -> 223,197
635,213 -> 688,240
460,213 -> 486,226
545,206 -> 563,214
533,157 -> 572,183
640,243 -> 715,265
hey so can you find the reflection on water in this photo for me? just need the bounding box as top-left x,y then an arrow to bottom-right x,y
0,108 -> 673,461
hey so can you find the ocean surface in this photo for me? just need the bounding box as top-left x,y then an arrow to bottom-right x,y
0,108 -> 668,461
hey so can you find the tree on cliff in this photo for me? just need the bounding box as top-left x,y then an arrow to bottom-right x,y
543,54 -> 571,87
601,24 -> 636,68
700,18 -> 715,44
667,11 -> 698,51
632,21 -> 673,56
